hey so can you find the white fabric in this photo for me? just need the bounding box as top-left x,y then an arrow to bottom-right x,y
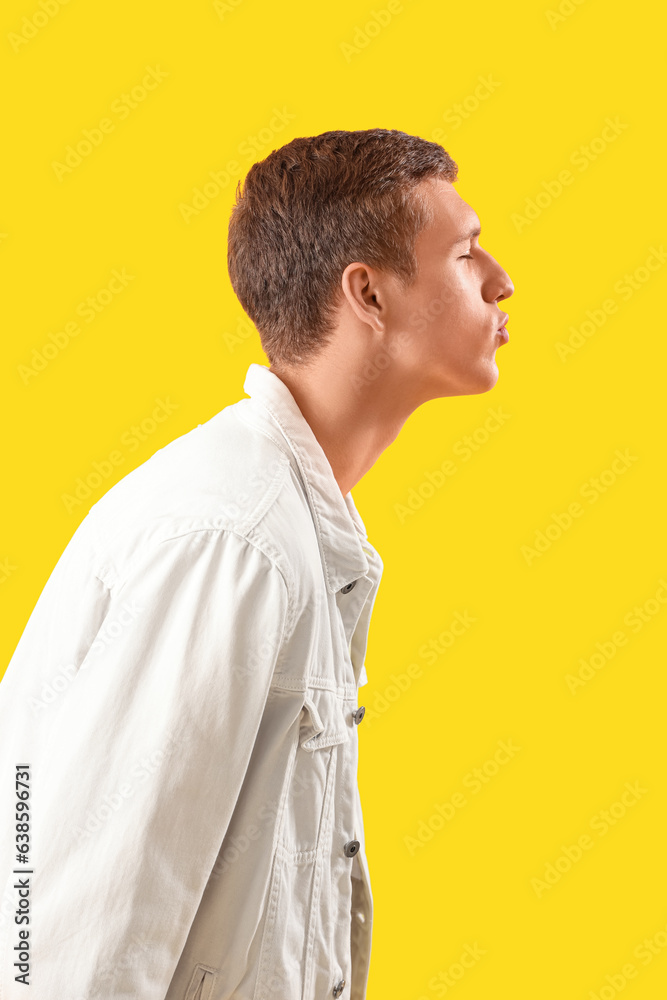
0,362 -> 384,1000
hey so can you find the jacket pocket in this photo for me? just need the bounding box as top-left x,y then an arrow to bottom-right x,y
183,962 -> 217,1000
279,687 -> 348,855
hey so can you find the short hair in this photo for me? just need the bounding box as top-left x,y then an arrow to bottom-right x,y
227,128 -> 458,366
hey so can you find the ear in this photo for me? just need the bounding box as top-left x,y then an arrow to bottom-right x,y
340,262 -> 384,333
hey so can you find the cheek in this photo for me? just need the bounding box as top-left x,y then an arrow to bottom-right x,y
441,272 -> 488,333
399,267 -> 478,347
435,266 -> 475,321
408,268 -> 460,322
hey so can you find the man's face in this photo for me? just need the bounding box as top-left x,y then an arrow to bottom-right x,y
384,177 -> 514,399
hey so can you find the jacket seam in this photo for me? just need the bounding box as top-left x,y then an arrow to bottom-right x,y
103,524 -> 297,647
85,429 -> 291,592
233,402 -> 294,464
81,512 -> 119,591
234,404 -> 337,589
269,676 -> 358,700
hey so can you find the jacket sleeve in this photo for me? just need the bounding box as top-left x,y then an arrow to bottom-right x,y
0,526 -> 292,1000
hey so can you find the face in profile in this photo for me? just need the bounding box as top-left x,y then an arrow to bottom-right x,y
385,177 -> 515,400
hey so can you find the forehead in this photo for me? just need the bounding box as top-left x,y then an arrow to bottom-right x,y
416,177 -> 481,247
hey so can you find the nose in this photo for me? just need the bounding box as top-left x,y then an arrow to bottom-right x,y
497,268 -> 514,303
485,253 -> 514,305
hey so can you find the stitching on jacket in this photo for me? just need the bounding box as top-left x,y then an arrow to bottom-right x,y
104,525 -> 298,648
235,399 -> 337,593
84,512 -> 120,590
303,737 -> 339,997
233,403 -> 294,466
301,730 -> 347,749
253,739 -> 302,1000
232,406 -> 317,552
184,963 -> 218,1000
269,676 -> 358,700
237,452 -> 291,536
89,436 -> 293,599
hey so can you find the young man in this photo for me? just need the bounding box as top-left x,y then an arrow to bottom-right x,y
0,129 -> 513,999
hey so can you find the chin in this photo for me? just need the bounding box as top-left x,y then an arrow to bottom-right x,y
425,360 -> 499,399
463,364 -> 500,395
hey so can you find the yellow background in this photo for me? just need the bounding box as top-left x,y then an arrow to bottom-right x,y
1,0 -> 666,996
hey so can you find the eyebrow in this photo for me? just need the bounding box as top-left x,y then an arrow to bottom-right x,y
448,222 -> 482,249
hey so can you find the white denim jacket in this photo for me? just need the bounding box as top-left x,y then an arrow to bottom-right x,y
0,363 -> 384,1000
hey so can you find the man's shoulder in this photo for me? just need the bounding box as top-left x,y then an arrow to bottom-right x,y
82,398 -> 314,585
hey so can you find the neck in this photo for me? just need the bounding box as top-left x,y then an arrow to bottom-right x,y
269,345 -> 420,497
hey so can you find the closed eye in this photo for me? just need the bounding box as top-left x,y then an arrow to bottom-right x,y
459,253 -> 474,259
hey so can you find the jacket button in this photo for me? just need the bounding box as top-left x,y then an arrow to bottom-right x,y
344,839 -> 360,857
340,580 -> 357,594
352,706 -> 365,725
333,979 -> 346,997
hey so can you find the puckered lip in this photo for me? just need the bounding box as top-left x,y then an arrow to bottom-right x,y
496,312 -> 509,330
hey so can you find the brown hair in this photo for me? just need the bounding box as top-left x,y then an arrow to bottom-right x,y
227,128 -> 458,366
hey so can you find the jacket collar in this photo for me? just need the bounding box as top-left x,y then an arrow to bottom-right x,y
242,362 -> 371,594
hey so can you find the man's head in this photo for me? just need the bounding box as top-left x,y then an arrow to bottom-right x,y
227,128 -> 513,399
